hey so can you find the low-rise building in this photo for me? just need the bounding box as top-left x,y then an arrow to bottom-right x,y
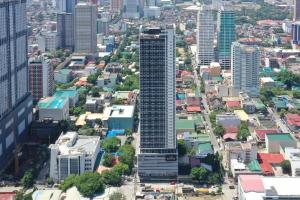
102,105 -> 135,130
38,97 -> 69,121
260,77 -> 275,88
285,147 -> 300,177
49,132 -> 100,182
284,113 -> 300,131
225,141 -> 257,169
54,89 -> 79,107
216,114 -> 241,127
265,133 -> 297,153
238,175 -> 300,200
105,62 -> 122,73
54,69 -> 72,83
97,72 -> 118,88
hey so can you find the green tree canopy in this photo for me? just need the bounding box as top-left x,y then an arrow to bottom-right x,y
178,139 -> 187,157
21,171 -> 34,188
214,125 -> 225,137
109,191 -> 126,200
237,122 -> 250,141
101,137 -> 121,153
281,160 -> 291,174
118,144 -> 135,169
103,153 -> 115,167
113,163 -> 130,176
101,170 -> 122,186
190,167 -> 208,182
60,172 -> 104,197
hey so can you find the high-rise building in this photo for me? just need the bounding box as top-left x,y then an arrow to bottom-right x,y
110,0 -> 123,12
0,0 -> 33,169
196,5 -> 214,66
38,31 -> 58,52
295,0 -> 300,21
74,2 -> 97,54
57,13 -> 74,50
97,18 -> 110,35
122,0 -> 140,19
217,7 -> 236,70
231,42 -> 260,97
138,25 -> 178,179
29,56 -> 54,104
292,22 -> 300,45
56,0 -> 77,13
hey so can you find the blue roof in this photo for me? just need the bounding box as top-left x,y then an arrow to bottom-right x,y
107,129 -> 125,138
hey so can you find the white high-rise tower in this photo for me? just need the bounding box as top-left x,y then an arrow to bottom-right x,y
196,5 -> 215,66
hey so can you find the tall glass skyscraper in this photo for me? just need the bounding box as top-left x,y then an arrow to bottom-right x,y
138,25 -> 178,180
0,0 -> 33,170
217,7 -> 236,69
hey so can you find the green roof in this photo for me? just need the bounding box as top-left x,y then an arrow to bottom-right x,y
176,118 -> 195,130
38,96 -> 68,109
59,69 -> 72,75
266,133 -> 294,141
198,142 -> 212,153
248,160 -> 261,172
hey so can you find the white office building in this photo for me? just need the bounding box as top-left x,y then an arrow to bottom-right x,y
196,5 -> 214,65
49,132 -> 100,182
122,0 -> 140,19
38,32 -> 58,52
231,42 -> 260,97
74,2 -> 97,54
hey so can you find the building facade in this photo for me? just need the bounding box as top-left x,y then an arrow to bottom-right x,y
49,132 -> 100,182
0,0 -> 33,170
29,56 -> 54,104
196,5 -> 214,65
138,25 -> 178,179
292,22 -> 300,45
295,0 -> 300,21
122,0 -> 140,19
231,42 -> 260,97
56,0 -> 77,13
57,13 -> 74,50
38,31 -> 58,52
74,2 -> 97,54
110,0 -> 123,12
217,7 -> 235,69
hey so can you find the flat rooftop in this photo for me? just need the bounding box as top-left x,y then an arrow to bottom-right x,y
50,132 -> 100,156
103,105 -> 134,120
38,96 -> 68,109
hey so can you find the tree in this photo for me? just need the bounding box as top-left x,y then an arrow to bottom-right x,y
113,163 -> 130,176
237,122 -> 250,141
109,192 -> 126,200
87,73 -> 98,85
209,112 -> 217,127
184,57 -> 192,65
21,171 -> 34,188
95,119 -> 103,127
281,160 -> 291,174
101,137 -> 121,153
103,153 -> 115,167
91,87 -> 100,97
124,129 -> 132,136
293,91 -> 300,99
214,125 -> 225,137
178,139 -> 187,157
60,172 -> 104,197
101,170 -> 122,186
118,144 -> 135,169
207,173 -> 221,185
190,167 -> 208,182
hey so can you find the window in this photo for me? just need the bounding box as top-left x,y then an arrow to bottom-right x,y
6,132 -> 14,149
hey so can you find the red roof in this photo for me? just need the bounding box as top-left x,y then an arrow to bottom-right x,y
0,193 -> 16,200
224,126 -> 238,134
258,153 -> 284,164
181,70 -> 193,76
187,106 -> 201,112
239,175 -> 264,193
285,113 -> 300,126
223,133 -> 237,140
226,101 -> 240,108
255,129 -> 279,141
258,153 -> 284,175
